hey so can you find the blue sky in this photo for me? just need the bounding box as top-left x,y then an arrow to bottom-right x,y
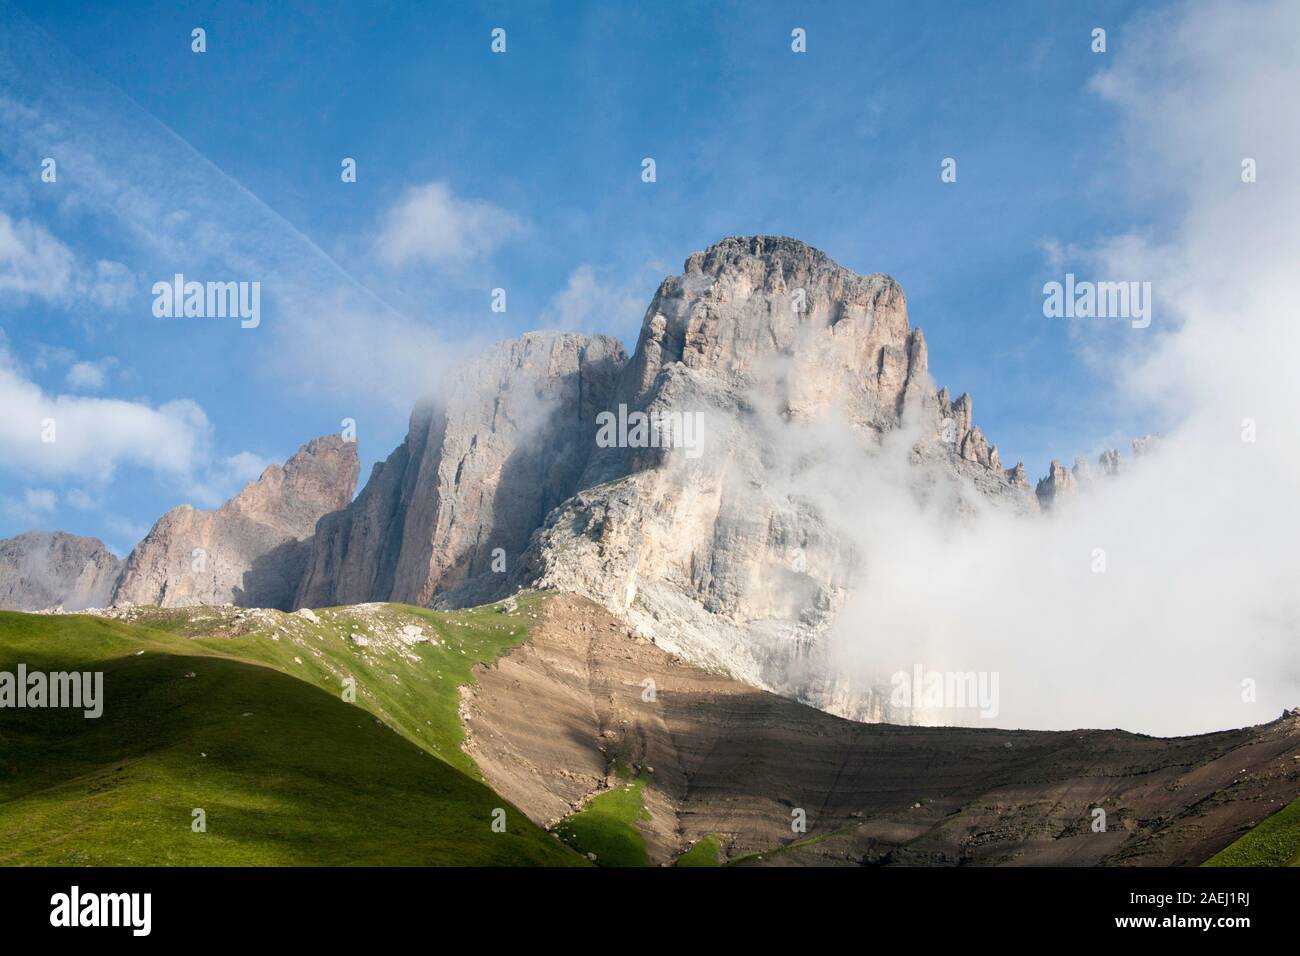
0,0 -> 1164,553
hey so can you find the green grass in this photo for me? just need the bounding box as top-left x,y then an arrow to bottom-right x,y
1203,795 -> 1300,867
552,767 -> 651,867
0,598 -> 586,866
674,833 -> 724,867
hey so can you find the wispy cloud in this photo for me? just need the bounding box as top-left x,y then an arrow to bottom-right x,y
374,180 -> 525,270
823,0 -> 1300,735
0,211 -> 75,300
540,263 -> 657,339
0,3 -> 455,410
0,335 -> 271,511
65,357 -> 116,391
0,210 -> 133,308
0,486 -> 57,526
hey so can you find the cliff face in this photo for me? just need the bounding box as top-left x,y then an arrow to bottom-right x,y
110,435 -> 358,609
0,531 -> 121,611
293,331 -> 627,609
513,237 -> 1034,715
579,236 -> 929,481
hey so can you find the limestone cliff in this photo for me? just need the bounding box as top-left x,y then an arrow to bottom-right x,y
293,331 -> 626,609
517,236 -> 1035,714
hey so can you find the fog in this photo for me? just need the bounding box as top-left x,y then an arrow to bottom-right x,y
803,0 -> 1300,736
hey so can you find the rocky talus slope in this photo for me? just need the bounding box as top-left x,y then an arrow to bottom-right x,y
110,435 -> 358,609
463,594 -> 1300,866
0,531 -> 121,611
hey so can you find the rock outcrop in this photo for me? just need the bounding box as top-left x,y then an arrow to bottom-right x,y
0,531 -> 121,611
1035,460 -> 1077,510
1041,440 -> 1160,509
293,331 -> 626,609
110,435 -> 358,609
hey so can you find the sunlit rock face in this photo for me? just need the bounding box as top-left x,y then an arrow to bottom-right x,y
517,237 -> 1035,718
112,435 -> 358,609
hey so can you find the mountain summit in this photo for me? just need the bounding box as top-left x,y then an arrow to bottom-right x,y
111,434 -> 358,608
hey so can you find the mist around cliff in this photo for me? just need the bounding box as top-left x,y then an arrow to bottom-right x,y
795,0 -> 1300,736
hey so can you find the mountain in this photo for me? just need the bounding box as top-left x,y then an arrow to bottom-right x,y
0,531 -> 120,611
297,237 -> 1039,717
515,237 -> 1033,716
1,237 -> 1157,720
110,435 -> 358,609
4,237 -> 1046,701
294,331 -> 626,609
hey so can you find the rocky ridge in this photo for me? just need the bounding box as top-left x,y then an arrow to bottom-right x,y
109,435 -> 358,609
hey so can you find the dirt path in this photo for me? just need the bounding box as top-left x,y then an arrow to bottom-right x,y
461,594 -> 1300,866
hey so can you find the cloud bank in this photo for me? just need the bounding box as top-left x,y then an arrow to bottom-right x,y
816,0 -> 1300,736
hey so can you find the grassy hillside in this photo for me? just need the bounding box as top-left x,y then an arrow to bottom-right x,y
0,597 -> 584,866
1203,795 -> 1300,867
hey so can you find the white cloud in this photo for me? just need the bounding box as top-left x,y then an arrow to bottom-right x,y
0,211 -> 76,300
374,181 -> 525,269
64,488 -> 96,510
0,342 -> 211,481
0,212 -> 134,309
818,0 -> 1300,736
1,487 -> 58,526
0,342 -> 282,529
65,358 -> 115,391
541,264 -> 652,338
23,488 -> 56,513
86,259 -> 134,308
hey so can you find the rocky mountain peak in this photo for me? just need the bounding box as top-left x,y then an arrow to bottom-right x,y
223,434 -> 358,532
521,239 -> 1043,715
110,434 -> 358,609
687,234 -> 859,282
583,235 -> 930,487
